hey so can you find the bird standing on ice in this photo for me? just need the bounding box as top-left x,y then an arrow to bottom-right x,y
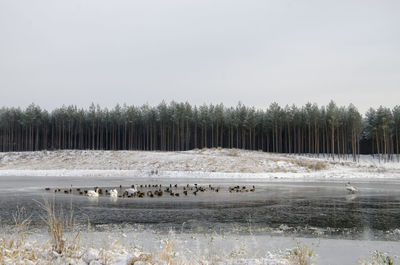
109,189 -> 118,198
345,182 -> 358,194
87,188 -> 99,197
125,185 -> 138,195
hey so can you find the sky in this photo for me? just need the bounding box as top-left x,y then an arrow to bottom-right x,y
0,0 -> 399,114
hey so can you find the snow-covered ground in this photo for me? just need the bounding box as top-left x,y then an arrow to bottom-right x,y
2,227 -> 399,265
0,148 -> 399,180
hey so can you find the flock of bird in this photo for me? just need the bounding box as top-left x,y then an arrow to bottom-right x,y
46,183 -> 257,199
46,182 -> 359,198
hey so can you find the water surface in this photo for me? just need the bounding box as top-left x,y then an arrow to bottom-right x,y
0,175 -> 399,240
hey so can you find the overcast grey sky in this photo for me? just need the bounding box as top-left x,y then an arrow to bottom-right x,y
0,0 -> 399,113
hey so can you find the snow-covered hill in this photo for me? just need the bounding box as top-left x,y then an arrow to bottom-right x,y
0,148 -> 399,180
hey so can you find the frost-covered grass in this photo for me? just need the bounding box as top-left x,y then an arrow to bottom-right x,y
3,226 -> 400,264
0,202 -> 294,265
360,251 -> 395,265
0,226 -> 294,265
285,243 -> 314,265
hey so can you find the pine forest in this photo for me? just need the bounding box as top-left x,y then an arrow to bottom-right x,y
0,101 -> 399,161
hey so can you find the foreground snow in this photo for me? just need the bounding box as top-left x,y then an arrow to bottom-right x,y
1,227 -> 399,265
0,230 -> 290,265
0,149 -> 399,180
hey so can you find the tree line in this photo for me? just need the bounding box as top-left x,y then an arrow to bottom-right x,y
0,101 -> 399,161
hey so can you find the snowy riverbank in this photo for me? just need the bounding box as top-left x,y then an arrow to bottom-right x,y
0,149 -> 399,181
2,227 -> 399,265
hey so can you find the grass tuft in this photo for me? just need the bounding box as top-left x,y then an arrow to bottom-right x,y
293,159 -> 327,171
160,239 -> 176,264
128,253 -> 153,265
36,199 -> 80,255
361,250 -> 394,265
285,243 -> 314,265
0,207 -> 33,264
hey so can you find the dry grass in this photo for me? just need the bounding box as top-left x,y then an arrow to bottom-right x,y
160,239 -> 175,263
0,207 -> 33,264
311,161 -> 327,170
292,159 -> 327,171
360,250 -> 394,265
227,149 -> 239,157
128,253 -> 154,265
0,202 -> 83,264
128,239 -> 181,265
285,243 -> 314,265
36,199 -> 80,255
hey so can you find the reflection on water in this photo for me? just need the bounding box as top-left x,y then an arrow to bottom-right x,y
0,177 -> 399,241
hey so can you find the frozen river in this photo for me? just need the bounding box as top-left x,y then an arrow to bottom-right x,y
0,175 -> 400,264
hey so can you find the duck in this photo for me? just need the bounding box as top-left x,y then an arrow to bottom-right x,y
109,189 -> 118,198
155,190 -> 163,196
87,188 -> 99,197
345,182 -> 358,194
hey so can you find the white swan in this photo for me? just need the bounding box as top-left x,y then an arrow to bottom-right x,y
345,182 -> 358,194
109,189 -> 118,198
125,185 -> 138,195
87,188 -> 99,197
125,187 -> 137,195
